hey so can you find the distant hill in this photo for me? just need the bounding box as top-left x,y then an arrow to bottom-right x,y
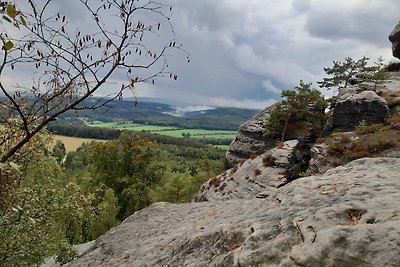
57,98 -> 260,131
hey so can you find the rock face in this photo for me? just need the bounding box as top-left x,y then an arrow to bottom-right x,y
324,90 -> 389,133
193,140 -> 311,202
225,104 -> 323,170
224,105 -> 276,169
65,158 -> 400,267
377,72 -> 400,115
389,21 -> 400,59
306,143 -> 331,175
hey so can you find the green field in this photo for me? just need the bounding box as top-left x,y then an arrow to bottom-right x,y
90,121 -> 237,139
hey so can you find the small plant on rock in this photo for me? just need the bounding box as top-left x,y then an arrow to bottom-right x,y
355,120 -> 367,134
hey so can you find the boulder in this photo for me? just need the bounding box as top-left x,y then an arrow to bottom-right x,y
194,140 -> 310,202
224,105 -> 276,169
389,20 -> 400,59
324,90 -> 389,133
65,158 -> 400,267
193,151 -> 285,202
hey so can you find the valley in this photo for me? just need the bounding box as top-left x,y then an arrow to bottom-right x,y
47,98 -> 257,150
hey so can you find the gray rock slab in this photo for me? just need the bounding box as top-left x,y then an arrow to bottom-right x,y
225,105 -> 276,169
66,158 -> 400,267
193,151 -> 285,202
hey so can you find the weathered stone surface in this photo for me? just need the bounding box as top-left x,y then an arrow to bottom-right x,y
194,140 -> 311,202
269,140 -> 299,168
389,21 -> 400,59
65,158 -> 400,267
377,72 -> 400,115
324,90 -> 389,133
307,143 -> 332,175
193,151 -> 285,202
224,105 -> 276,169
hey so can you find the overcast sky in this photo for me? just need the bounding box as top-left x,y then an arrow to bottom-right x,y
132,0 -> 400,109
5,0 -> 400,110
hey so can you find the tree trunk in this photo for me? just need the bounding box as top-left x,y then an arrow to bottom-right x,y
281,109 -> 292,141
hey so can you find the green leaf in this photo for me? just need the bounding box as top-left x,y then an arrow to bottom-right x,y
20,15 -> 26,26
6,4 -> 17,19
4,40 -> 14,51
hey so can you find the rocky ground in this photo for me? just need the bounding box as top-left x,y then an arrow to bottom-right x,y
64,158 -> 400,267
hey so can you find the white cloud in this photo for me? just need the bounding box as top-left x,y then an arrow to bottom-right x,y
207,97 -> 277,110
262,80 -> 281,95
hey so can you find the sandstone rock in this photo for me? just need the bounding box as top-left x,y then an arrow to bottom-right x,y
381,72 -> 400,92
269,140 -> 299,168
376,72 -> 400,115
193,151 -> 285,202
270,140 -> 312,181
389,20 -> 400,59
324,90 -> 389,133
65,158 -> 400,267
194,140 -> 310,202
224,105 -> 276,169
307,143 -> 332,175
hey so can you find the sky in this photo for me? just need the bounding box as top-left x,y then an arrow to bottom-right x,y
139,0 -> 400,109
4,0 -> 400,110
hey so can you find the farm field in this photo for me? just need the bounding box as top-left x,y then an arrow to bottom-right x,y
90,121 -> 237,139
52,135 -> 106,152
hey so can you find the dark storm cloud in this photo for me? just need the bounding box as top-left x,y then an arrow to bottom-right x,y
305,0 -> 400,46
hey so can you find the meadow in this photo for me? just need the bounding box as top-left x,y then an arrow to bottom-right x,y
90,121 -> 237,140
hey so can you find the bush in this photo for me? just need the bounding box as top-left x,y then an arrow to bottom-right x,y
355,120 -> 384,135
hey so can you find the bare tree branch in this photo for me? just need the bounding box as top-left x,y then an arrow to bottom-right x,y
0,0 -> 189,163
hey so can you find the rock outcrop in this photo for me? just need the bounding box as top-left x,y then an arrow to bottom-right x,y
324,90 -> 389,133
224,105 -> 276,169
65,158 -> 400,267
225,103 -> 323,170
194,140 -> 312,202
306,143 -> 331,175
377,72 -> 400,115
389,21 -> 400,59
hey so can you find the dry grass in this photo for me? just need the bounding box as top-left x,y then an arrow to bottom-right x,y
52,135 -> 106,152
275,140 -> 285,149
262,152 -> 272,167
226,242 -> 243,252
354,122 -> 384,135
324,114 -> 400,166
346,209 -> 366,226
386,114 -> 400,130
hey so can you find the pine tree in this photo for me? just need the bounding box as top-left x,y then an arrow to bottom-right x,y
265,81 -> 327,141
